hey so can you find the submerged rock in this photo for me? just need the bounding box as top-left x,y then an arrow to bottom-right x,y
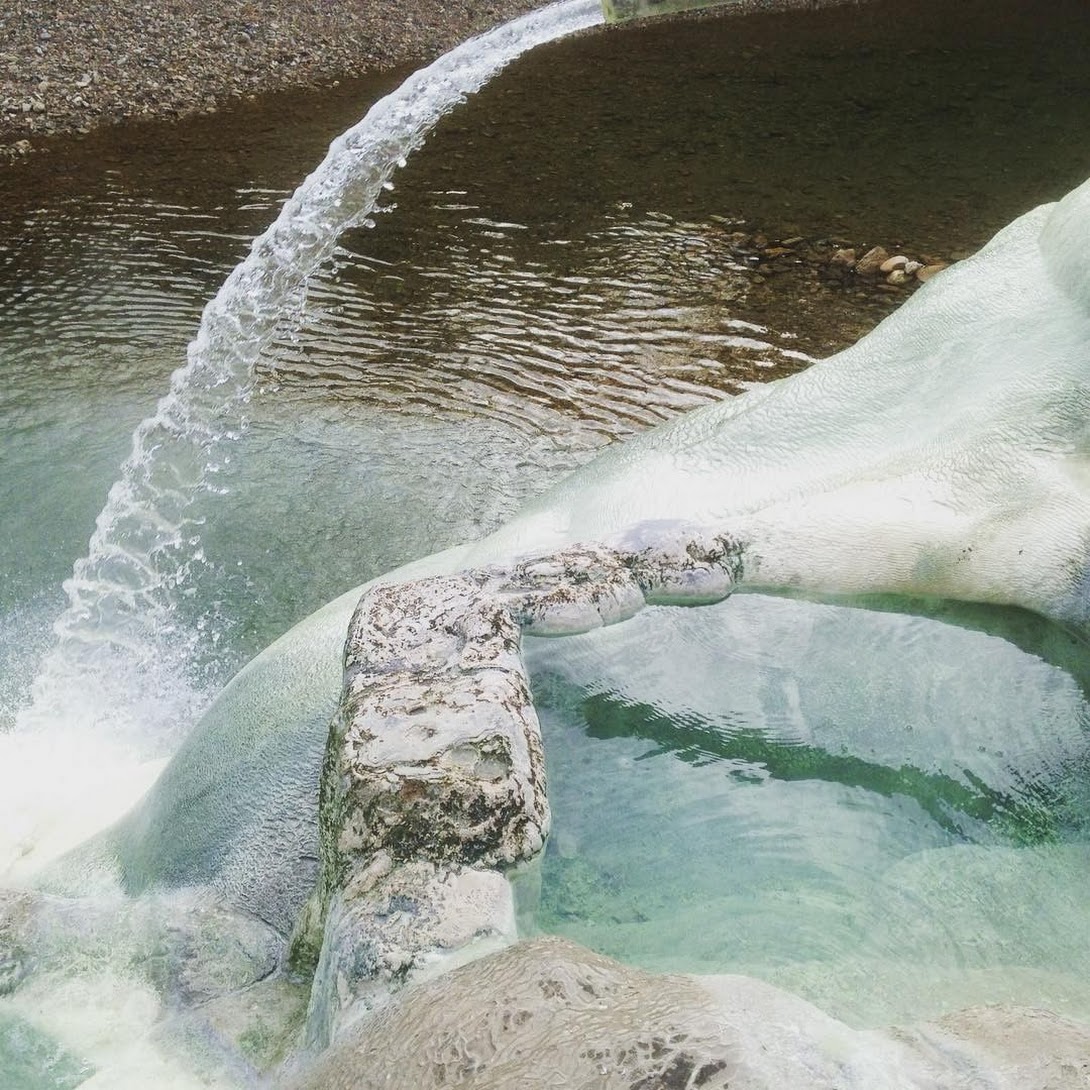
854,244 -> 891,275
283,935 -> 1090,1090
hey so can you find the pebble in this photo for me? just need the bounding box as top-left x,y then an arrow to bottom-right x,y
916,263 -> 948,282
854,245 -> 890,276
724,226 -> 966,303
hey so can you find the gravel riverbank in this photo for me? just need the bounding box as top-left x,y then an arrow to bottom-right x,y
0,0 -> 544,156
2,0 -> 890,159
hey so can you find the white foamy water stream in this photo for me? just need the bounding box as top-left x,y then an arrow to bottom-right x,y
2,0 -> 605,884
21,0 -> 605,745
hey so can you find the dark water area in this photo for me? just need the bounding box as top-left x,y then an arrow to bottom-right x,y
5,0 -> 1088,412
465,0 -> 1090,247
5,0 -> 1089,245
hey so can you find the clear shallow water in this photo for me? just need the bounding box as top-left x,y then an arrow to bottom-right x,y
3,0 -> 1088,718
0,155 -> 811,730
523,596 -> 1090,1026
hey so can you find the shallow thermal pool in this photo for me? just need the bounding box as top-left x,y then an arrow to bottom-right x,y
523,595 -> 1090,1027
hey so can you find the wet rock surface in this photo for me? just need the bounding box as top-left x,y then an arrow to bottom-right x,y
0,888 -> 285,1007
323,534 -> 744,897
283,934 -> 1090,1090
301,535 -> 745,1043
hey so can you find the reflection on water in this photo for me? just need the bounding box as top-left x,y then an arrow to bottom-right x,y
523,596 -> 1090,1026
272,205 -> 806,437
0,155 -> 820,712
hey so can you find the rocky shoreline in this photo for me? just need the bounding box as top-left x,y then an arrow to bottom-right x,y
1,0 -> 883,160
0,0 -> 544,157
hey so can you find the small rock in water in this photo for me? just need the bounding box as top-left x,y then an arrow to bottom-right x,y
830,247 -> 856,268
916,263 -> 948,282
854,245 -> 890,276
904,260 -> 923,275
886,268 -> 910,286
880,254 -> 909,273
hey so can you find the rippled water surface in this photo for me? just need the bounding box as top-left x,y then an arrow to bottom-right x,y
523,596 -> 1090,1026
1,0 -> 1090,1050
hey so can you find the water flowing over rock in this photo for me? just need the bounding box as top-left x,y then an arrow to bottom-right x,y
17,0 -> 607,746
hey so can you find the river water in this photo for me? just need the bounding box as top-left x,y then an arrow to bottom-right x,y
2,0 -> 1090,1078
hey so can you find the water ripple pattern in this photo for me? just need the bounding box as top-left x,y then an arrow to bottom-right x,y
267,205 -> 807,445
0,184 -> 252,392
23,0 -> 606,739
524,595 -> 1090,1026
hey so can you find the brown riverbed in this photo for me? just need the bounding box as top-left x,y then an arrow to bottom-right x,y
2,0 -> 1090,413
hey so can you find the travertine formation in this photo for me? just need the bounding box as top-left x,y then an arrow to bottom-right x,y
285,935 -> 1090,1090
304,533 -> 745,1042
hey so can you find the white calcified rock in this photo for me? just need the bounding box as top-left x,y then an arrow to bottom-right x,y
45,176 -> 1090,1087
282,936 -> 1090,1090
303,536 -> 747,1041
303,857 -> 517,1046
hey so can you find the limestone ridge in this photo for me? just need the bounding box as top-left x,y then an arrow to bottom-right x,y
286,935 -> 1090,1090
303,532 -> 745,1043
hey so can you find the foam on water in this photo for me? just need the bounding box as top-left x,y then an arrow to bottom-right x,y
18,0 -> 605,739
0,0 -> 606,887
0,2 -> 610,902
